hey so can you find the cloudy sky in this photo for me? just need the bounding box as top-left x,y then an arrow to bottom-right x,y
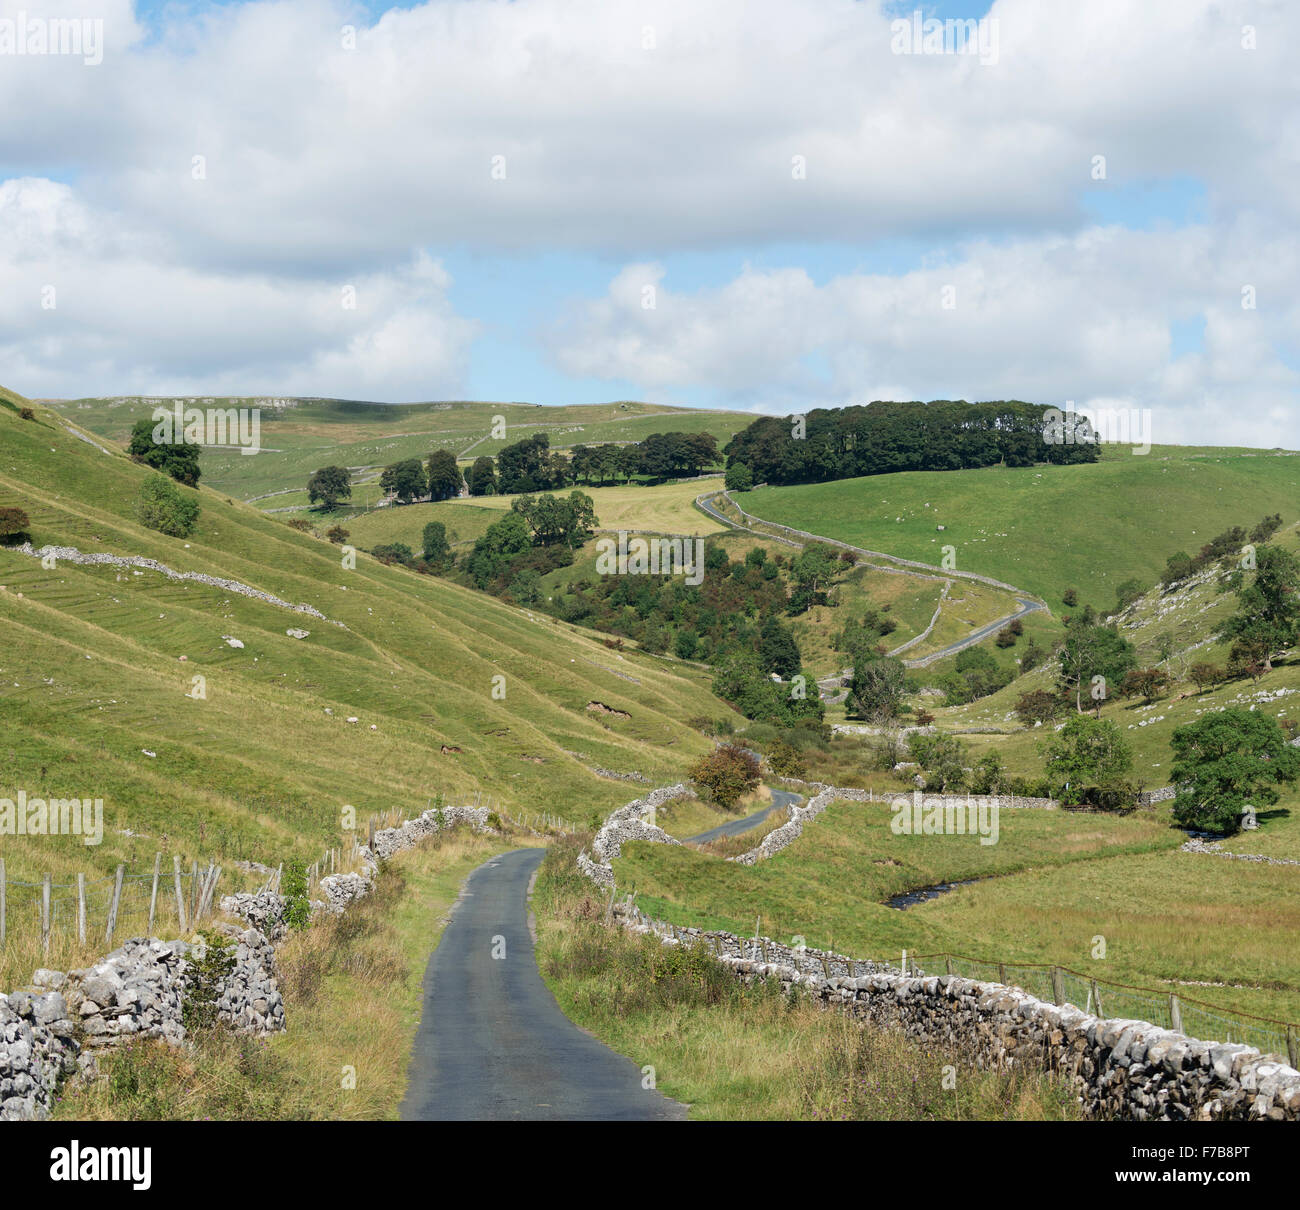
1,0 -> 1296,445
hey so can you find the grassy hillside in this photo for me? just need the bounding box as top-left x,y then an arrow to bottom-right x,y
0,387 -> 734,982
44,396 -> 753,501
743,445 -> 1300,609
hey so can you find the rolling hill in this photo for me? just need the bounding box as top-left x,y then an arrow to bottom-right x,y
742,444 -> 1300,610
42,396 -> 754,502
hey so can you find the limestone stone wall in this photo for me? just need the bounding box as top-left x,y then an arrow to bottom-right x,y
616,907 -> 1300,1122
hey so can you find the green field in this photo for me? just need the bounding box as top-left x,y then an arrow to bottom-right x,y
340,476 -> 729,558
743,445 -> 1300,609
44,396 -> 753,502
611,794 -> 1300,1027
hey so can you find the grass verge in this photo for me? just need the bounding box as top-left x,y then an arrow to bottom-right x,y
533,835 -> 1081,1121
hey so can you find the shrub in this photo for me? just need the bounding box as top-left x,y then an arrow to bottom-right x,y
182,930 -> 236,1030
1062,587 -> 1078,607
995,627 -> 1016,648
281,861 -> 311,932
135,475 -> 199,537
286,517 -> 312,532
688,743 -> 761,808
326,525 -> 350,544
371,542 -> 414,566
19,406 -> 35,420
765,739 -> 806,778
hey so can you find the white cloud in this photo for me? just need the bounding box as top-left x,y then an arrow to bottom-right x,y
0,179 -> 478,399
547,223 -> 1300,446
0,0 -> 1296,431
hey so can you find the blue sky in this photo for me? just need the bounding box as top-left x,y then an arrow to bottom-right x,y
1,0 -> 1294,443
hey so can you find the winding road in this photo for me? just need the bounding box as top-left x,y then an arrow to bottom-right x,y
399,847 -> 686,1121
684,787 -> 802,844
693,488 -> 1047,692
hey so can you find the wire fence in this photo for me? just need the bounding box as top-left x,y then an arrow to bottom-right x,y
902,951 -> 1299,1066
1,798 -> 574,966
0,836 -> 358,960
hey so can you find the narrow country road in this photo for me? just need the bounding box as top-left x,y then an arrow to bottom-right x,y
694,488 -> 1046,681
685,788 -> 802,844
400,847 -> 687,1121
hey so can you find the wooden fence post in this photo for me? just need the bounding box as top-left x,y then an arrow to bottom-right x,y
945,956 -> 954,976
1169,994 -> 1182,1034
1051,966 -> 1065,1006
173,856 -> 187,933
1287,1026 -> 1297,1070
41,874 -> 51,954
148,853 -> 161,934
77,873 -> 86,945
998,962 -> 1007,985
189,860 -> 199,924
105,865 -> 124,947
1091,980 -> 1103,1017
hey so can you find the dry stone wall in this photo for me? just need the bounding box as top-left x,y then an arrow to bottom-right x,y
616,907 -> 1300,1122
1,926 -> 283,1121
580,784 -> 692,888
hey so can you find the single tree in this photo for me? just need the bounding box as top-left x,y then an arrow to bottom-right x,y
380,458 -> 426,504
1015,689 -> 1061,728
1170,708 -> 1300,834
426,449 -> 464,502
725,462 -> 754,492
467,455 -> 498,496
849,655 -> 907,723
307,465 -> 352,510
688,743 -> 761,808
128,418 -> 201,486
422,521 -> 449,564
1041,716 -> 1133,806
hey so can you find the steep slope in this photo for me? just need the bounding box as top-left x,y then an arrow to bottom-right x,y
0,388 -> 724,899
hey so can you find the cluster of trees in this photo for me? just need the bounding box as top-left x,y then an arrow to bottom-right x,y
467,430 -> 723,496
452,527 -> 825,726
377,450 -> 464,504
722,400 -> 1099,488
462,491 -> 597,591
124,421 -> 203,536
1216,542 -> 1300,678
